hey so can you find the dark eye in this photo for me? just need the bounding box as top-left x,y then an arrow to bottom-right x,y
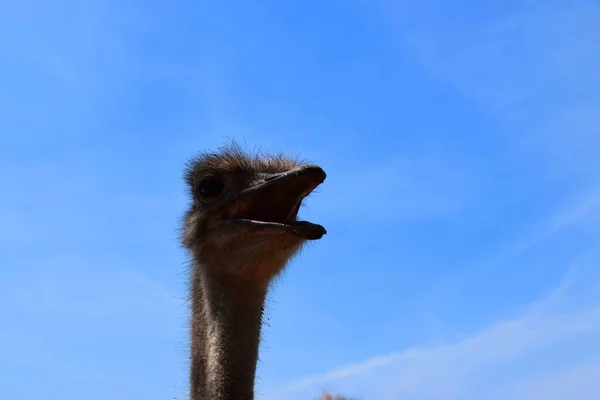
196,177 -> 225,199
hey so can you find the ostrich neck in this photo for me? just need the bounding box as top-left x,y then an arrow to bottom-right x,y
190,261 -> 267,400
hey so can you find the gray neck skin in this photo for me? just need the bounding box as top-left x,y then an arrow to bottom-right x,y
190,261 -> 267,400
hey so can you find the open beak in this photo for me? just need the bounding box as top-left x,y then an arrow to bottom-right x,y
218,165 -> 327,240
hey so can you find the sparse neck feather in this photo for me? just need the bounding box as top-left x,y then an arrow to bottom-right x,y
190,260 -> 268,400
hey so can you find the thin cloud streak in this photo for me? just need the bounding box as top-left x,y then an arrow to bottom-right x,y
270,262 -> 600,399
399,0 -> 600,177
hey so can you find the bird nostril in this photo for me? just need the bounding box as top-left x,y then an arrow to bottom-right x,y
264,174 -> 282,182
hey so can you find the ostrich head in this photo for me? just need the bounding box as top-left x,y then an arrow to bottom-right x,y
182,144 -> 326,285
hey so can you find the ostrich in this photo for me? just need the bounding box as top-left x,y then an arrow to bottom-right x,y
181,143 -> 328,399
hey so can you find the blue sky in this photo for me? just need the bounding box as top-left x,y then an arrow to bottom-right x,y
1,0 -> 600,399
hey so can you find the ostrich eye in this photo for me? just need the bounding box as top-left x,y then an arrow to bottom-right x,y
196,177 -> 225,199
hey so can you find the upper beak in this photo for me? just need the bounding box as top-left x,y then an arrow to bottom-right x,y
241,164 -> 326,198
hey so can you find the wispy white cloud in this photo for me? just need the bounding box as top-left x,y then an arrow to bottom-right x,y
268,259 -> 600,399
400,0 -> 600,177
378,0 -> 600,310
433,186 -> 600,292
403,0 -> 600,113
